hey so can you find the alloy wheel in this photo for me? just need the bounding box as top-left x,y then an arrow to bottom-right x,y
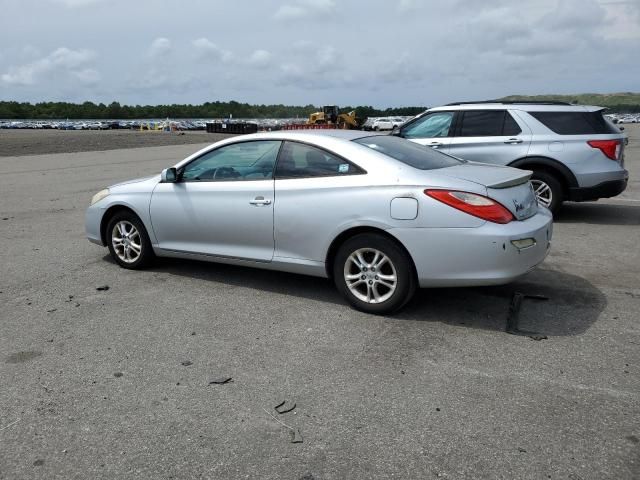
111,220 -> 142,264
531,179 -> 553,208
343,248 -> 397,304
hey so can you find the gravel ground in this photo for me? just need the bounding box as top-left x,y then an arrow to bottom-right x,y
0,129 -> 234,157
0,126 -> 638,479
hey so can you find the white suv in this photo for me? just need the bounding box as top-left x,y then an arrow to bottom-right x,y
372,117 -> 404,131
394,101 -> 628,213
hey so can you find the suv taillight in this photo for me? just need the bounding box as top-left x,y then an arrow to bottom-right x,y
588,140 -> 621,161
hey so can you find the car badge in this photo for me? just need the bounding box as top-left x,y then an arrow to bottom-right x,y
513,199 -> 525,213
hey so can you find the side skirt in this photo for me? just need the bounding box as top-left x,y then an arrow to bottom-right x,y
152,247 -> 328,278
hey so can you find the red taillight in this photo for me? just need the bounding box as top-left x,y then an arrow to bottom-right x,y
588,140 -> 620,161
425,190 -> 515,224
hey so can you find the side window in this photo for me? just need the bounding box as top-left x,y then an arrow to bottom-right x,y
527,111 -> 619,135
275,141 -> 364,179
180,140 -> 281,182
503,112 -> 522,136
458,110 -> 505,137
402,112 -> 454,139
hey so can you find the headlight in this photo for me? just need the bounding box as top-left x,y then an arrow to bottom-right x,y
90,188 -> 110,206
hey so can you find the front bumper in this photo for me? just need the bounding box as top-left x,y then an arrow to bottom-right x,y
568,176 -> 628,202
85,205 -> 106,246
389,209 -> 553,288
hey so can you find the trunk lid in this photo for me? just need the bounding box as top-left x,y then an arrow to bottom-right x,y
437,162 -> 538,220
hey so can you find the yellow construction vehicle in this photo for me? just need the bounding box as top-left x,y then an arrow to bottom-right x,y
307,105 -> 359,129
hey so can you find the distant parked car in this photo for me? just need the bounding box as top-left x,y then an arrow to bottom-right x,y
393,101 -> 629,213
371,118 -> 396,131
86,130 -> 552,314
361,118 -> 376,131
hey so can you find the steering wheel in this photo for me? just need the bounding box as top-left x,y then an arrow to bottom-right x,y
213,166 -> 241,179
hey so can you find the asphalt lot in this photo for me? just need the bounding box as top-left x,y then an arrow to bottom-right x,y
0,129 -> 231,157
0,127 -> 639,479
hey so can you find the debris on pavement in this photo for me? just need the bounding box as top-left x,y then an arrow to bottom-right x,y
113,372 -> 123,378
275,400 -> 296,414
96,285 -> 110,291
208,377 -> 232,385
529,335 -> 548,341
291,428 -> 303,443
506,291 -> 549,337
0,418 -> 22,432
262,407 -> 303,444
181,360 -> 193,366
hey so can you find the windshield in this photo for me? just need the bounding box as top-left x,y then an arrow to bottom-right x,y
353,135 -> 464,170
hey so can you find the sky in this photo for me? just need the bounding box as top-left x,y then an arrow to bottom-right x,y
0,0 -> 639,108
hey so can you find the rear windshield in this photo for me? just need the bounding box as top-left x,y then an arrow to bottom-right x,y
528,111 -> 619,135
353,135 -> 464,170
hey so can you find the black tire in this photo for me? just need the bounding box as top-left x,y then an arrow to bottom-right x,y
106,211 -> 154,269
333,233 -> 416,314
531,170 -> 564,215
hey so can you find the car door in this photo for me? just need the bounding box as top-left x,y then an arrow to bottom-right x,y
446,109 -> 532,165
149,140 -> 281,261
273,141 -> 367,262
399,111 -> 455,152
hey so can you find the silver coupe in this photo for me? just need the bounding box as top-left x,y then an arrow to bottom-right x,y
86,130 -> 552,314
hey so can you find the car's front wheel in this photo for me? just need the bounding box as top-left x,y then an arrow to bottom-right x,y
333,233 -> 416,314
106,211 -> 154,269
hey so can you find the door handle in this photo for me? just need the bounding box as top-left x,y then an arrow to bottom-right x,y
249,196 -> 272,206
504,138 -> 523,144
428,142 -> 443,148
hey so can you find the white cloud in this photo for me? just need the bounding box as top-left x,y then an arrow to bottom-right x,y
149,37 -> 171,57
1,47 -> 95,85
246,49 -> 272,67
72,68 -> 101,85
192,38 -> 233,63
316,46 -> 338,68
275,43 -> 357,90
274,0 -> 335,20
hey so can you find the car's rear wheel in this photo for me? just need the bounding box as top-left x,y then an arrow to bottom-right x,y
333,233 -> 416,314
531,170 -> 563,215
106,211 -> 154,269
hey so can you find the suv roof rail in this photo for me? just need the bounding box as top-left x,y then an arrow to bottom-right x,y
445,100 -> 573,106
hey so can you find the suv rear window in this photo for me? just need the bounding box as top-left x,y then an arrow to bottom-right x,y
528,111 -> 618,135
353,135 -> 463,170
457,110 -> 522,137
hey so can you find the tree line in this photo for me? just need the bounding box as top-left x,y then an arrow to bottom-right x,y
0,101 -> 428,120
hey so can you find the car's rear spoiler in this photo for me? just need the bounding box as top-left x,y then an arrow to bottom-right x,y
486,170 -> 532,189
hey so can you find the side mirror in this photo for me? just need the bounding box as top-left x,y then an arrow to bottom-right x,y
161,167 -> 177,183
390,125 -> 402,137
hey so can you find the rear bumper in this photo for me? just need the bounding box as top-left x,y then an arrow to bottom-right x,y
389,209 -> 553,288
568,175 -> 628,202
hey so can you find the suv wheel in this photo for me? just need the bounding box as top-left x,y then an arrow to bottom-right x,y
333,233 -> 416,314
531,170 -> 563,214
